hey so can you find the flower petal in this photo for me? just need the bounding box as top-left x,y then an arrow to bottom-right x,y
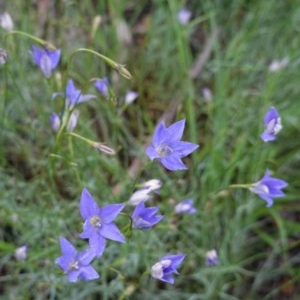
47,49 -> 61,68
78,248 -> 96,265
59,237 -> 77,256
159,156 -> 187,171
152,121 -> 167,146
80,188 -> 99,220
100,223 -> 125,243
89,234 -> 106,258
100,203 -> 125,223
146,145 -> 160,160
77,94 -> 97,104
264,107 -> 279,125
68,270 -> 80,282
165,119 -> 185,142
79,266 -> 99,281
170,141 -> 199,157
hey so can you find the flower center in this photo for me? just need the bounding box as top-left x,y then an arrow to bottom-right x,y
68,259 -> 80,271
90,216 -> 102,229
156,143 -> 173,157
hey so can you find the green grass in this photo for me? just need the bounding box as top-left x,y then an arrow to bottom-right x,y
1,0 -> 300,299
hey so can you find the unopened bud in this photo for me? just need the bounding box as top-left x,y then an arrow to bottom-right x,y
0,49 -> 7,65
115,64 -> 132,80
66,109 -> 80,132
93,142 -> 116,155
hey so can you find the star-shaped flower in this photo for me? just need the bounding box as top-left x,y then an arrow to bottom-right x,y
249,170 -> 288,207
146,119 -> 199,171
260,107 -> 282,142
151,254 -> 185,284
31,45 -> 61,78
174,199 -> 196,214
55,237 -> 99,283
79,188 -> 125,257
131,202 -> 163,230
53,79 -> 96,110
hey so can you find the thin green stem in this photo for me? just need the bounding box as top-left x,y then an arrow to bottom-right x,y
5,30 -> 56,49
67,48 -> 132,80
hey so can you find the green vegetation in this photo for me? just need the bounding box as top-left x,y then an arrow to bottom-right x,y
1,1 -> 300,299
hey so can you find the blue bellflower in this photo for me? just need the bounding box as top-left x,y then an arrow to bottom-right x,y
95,77 -> 110,97
53,79 -> 96,110
177,8 -> 192,25
49,112 -> 61,132
55,237 -> 99,282
146,119 -> 199,171
131,202 -> 163,229
151,254 -> 185,284
260,107 -> 282,142
249,170 -> 288,207
174,199 -> 196,214
79,188 -> 125,257
205,249 -> 218,266
31,45 -> 60,78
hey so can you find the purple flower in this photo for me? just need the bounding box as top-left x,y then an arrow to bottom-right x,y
125,90 -> 139,104
53,79 -> 96,110
146,119 -> 199,171
260,107 -> 282,142
31,45 -> 60,78
174,199 -> 196,214
128,179 -> 162,206
55,237 -> 99,283
95,77 -> 109,97
177,8 -> 191,25
151,254 -> 185,284
131,202 -> 163,229
205,249 -> 218,266
79,188 -> 125,257
66,109 -> 80,132
249,170 -> 288,207
15,245 -> 28,261
50,112 -> 61,132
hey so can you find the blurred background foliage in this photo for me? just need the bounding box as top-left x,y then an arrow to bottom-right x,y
0,0 -> 300,299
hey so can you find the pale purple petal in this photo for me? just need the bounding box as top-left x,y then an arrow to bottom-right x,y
159,156 -> 187,171
162,254 -> 186,269
260,132 -> 276,142
68,270 -> 80,282
170,141 -> 199,157
55,254 -> 73,271
78,248 -> 96,265
95,78 -> 109,97
152,122 -> 167,146
77,94 -> 96,104
165,119 -> 185,142
100,223 -> 125,243
47,49 -> 61,68
40,54 -> 52,77
79,221 -> 96,239
59,237 -> 77,256
264,107 -> 279,125
80,188 -> 99,220
146,145 -> 160,160
79,266 -> 99,281
99,203 -> 125,223
89,234 -> 106,258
